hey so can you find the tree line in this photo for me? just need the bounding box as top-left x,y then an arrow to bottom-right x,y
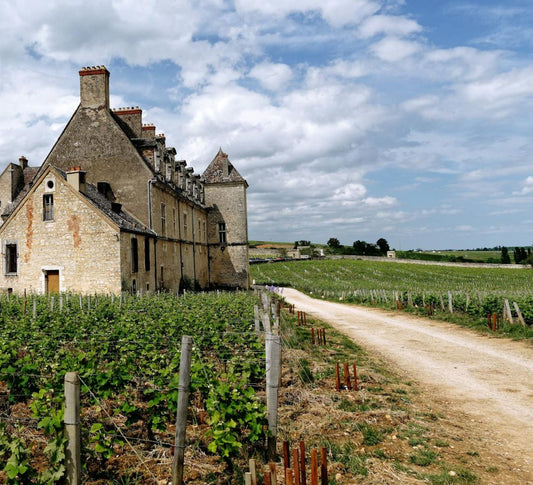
326,237 -> 390,256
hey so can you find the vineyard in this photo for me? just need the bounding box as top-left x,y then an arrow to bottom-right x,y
251,259 -> 533,331
0,291 -> 267,483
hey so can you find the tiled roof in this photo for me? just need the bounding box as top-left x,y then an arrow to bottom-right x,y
202,148 -> 247,185
2,165 -> 155,236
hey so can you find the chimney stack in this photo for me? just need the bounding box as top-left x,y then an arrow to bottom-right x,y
112,106 -> 142,138
79,66 -> 110,109
67,166 -> 87,194
142,124 -> 156,139
18,156 -> 28,170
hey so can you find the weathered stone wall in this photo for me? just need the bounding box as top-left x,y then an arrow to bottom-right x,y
204,183 -> 249,288
45,106 -> 154,227
0,172 -> 122,294
120,233 -> 155,293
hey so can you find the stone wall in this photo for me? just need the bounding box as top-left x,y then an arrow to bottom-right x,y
204,182 -> 249,288
0,171 -> 122,294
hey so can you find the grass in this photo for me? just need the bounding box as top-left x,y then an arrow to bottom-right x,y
252,259 -> 533,336
275,304 -> 484,484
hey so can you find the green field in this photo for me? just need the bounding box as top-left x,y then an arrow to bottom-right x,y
0,292 -> 265,482
251,259 -> 533,326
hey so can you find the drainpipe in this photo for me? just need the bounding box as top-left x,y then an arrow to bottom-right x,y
148,178 -> 157,289
177,199 -> 184,286
192,206 -> 197,286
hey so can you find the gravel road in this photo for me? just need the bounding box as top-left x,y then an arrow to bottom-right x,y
282,288 -> 533,482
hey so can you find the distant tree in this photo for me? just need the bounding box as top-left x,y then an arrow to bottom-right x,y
353,240 -> 367,255
513,247 -> 527,263
376,238 -> 390,254
327,237 -> 341,249
353,240 -> 380,256
501,247 -> 511,264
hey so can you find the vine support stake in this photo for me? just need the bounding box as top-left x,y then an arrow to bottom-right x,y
64,372 -> 81,485
266,333 -> 282,461
172,335 -> 193,485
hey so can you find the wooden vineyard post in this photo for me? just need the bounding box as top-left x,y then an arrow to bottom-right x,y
448,291 -> 453,313
172,335 -> 193,485
33,298 -> 37,319
267,334 -> 282,461
249,459 -> 257,485
335,363 -> 341,391
263,312 -> 272,333
254,305 -> 260,332
343,363 -> 351,390
311,328 -> 315,345
320,448 -> 328,485
513,302 -> 526,326
300,441 -> 306,485
264,471 -> 272,485
310,449 -> 318,485
283,440 -> 290,470
293,448 -> 300,485
503,299 -> 513,324
286,468 -> 294,485
352,363 -> 359,391
64,372 -> 81,485
269,462 -> 277,484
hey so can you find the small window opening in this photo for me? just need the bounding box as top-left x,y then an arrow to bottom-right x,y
5,244 -> 17,274
218,222 -> 227,244
131,237 -> 138,273
43,194 -> 54,221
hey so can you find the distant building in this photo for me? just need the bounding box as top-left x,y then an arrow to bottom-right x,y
0,66 -> 249,294
387,250 -> 396,259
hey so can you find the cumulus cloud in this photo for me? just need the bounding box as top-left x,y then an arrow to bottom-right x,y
370,36 -> 422,62
248,62 -> 293,91
358,14 -> 422,38
0,0 -> 532,247
513,176 -> 533,195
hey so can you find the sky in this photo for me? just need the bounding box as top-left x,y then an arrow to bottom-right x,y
1,0 -> 532,250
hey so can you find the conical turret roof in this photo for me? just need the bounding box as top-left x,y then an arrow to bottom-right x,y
202,148 -> 247,186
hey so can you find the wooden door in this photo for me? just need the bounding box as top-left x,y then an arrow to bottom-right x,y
46,270 -> 60,294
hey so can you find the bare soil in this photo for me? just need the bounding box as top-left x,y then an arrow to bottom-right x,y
282,288 -> 533,484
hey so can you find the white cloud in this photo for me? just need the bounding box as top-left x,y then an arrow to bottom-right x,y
359,14 -> 422,38
370,36 -> 422,62
248,62 -> 293,91
513,176 -> 533,195
234,0 -> 380,27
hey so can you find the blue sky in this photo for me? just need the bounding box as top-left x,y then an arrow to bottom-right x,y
1,0 -> 532,249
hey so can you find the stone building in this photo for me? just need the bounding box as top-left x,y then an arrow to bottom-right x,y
0,66 -> 249,294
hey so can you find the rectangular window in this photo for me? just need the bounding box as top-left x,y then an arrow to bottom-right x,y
198,220 -> 201,240
144,236 -> 150,271
161,203 -> 166,236
131,237 -> 138,273
218,222 -> 227,244
203,221 -> 206,242
5,244 -> 17,274
183,212 -> 188,238
173,208 -> 176,236
43,194 -> 54,221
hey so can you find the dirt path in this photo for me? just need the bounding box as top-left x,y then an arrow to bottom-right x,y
283,288 -> 533,483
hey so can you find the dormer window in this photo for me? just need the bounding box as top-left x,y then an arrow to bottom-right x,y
218,222 -> 227,244
43,194 -> 54,221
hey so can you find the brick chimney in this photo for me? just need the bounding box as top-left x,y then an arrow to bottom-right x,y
67,166 -> 87,195
79,66 -> 110,109
142,124 -> 156,139
113,106 -> 142,138
18,156 -> 28,170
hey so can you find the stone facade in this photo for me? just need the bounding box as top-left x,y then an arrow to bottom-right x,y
0,66 -> 249,294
